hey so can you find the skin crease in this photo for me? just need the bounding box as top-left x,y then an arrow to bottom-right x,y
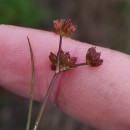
0,25 -> 130,130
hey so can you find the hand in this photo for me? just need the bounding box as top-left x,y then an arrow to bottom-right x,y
0,25 -> 130,130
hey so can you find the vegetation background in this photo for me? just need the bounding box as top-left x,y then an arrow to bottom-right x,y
0,0 -> 130,130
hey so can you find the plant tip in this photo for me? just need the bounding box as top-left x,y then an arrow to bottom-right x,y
53,19 -> 77,36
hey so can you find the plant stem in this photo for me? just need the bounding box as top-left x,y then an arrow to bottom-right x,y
74,63 -> 87,67
26,37 -> 35,130
56,35 -> 62,73
33,73 -> 59,130
33,34 -> 62,130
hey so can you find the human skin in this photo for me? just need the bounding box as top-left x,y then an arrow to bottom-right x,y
0,25 -> 130,130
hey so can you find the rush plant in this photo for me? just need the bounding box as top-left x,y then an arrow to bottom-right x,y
26,19 -> 103,130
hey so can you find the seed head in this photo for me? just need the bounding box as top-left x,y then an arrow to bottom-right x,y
49,51 -> 77,71
86,47 -> 103,67
53,19 -> 77,36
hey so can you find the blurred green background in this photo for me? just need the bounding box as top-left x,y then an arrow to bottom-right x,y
0,0 -> 130,130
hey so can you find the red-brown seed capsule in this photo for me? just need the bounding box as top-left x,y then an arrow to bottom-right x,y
53,19 -> 77,36
86,47 -> 103,67
49,51 -> 77,71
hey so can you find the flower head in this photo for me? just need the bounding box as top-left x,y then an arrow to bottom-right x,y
86,47 -> 103,67
53,19 -> 77,36
49,51 -> 77,71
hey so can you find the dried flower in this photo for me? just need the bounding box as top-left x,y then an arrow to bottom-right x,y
53,19 -> 77,36
49,51 -> 77,71
86,47 -> 103,67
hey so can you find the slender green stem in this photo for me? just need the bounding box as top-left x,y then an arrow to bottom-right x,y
26,37 -> 35,130
56,35 -> 62,73
33,73 -> 59,130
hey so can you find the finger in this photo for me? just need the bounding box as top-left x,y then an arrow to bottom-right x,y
0,25 -> 79,100
0,25 -> 130,130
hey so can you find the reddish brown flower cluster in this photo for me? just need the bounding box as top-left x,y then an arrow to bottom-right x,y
53,19 -> 77,36
86,47 -> 103,67
49,51 -> 77,71
50,19 -> 103,72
